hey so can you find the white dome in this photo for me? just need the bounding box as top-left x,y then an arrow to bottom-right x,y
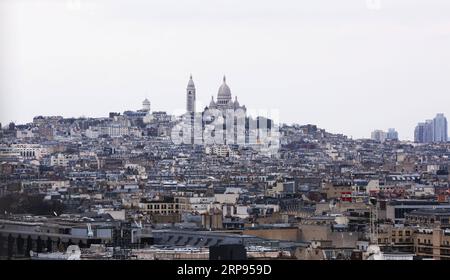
217,76 -> 232,104
142,98 -> 151,112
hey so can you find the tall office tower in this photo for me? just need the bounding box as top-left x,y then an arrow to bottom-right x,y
414,123 -> 425,143
423,120 -> 434,143
371,130 -> 387,142
186,74 -> 196,113
386,128 -> 399,141
433,113 -> 448,142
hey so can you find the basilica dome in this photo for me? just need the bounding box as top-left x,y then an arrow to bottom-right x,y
217,76 -> 232,105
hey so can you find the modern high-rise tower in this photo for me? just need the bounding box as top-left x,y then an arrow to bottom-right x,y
186,74 -> 196,113
414,114 -> 448,143
386,128 -> 399,141
433,113 -> 448,142
424,120 -> 434,143
371,130 -> 387,142
414,123 -> 425,143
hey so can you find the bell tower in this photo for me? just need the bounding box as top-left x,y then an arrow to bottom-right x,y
186,74 -> 196,113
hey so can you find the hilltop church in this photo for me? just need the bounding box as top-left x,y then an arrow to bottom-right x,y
185,75 -> 247,114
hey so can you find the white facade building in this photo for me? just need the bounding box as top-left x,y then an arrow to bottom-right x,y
50,153 -> 78,167
205,145 -> 230,157
11,144 -> 47,160
16,129 -> 34,139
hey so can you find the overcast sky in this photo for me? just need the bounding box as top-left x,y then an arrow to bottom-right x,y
1,0 -> 450,140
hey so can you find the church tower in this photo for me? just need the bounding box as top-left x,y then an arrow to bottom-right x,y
186,74 -> 196,113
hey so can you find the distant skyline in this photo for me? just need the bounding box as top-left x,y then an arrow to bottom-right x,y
1,0 -> 450,140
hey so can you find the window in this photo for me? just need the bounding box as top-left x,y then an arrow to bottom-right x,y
406,231 -> 410,236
